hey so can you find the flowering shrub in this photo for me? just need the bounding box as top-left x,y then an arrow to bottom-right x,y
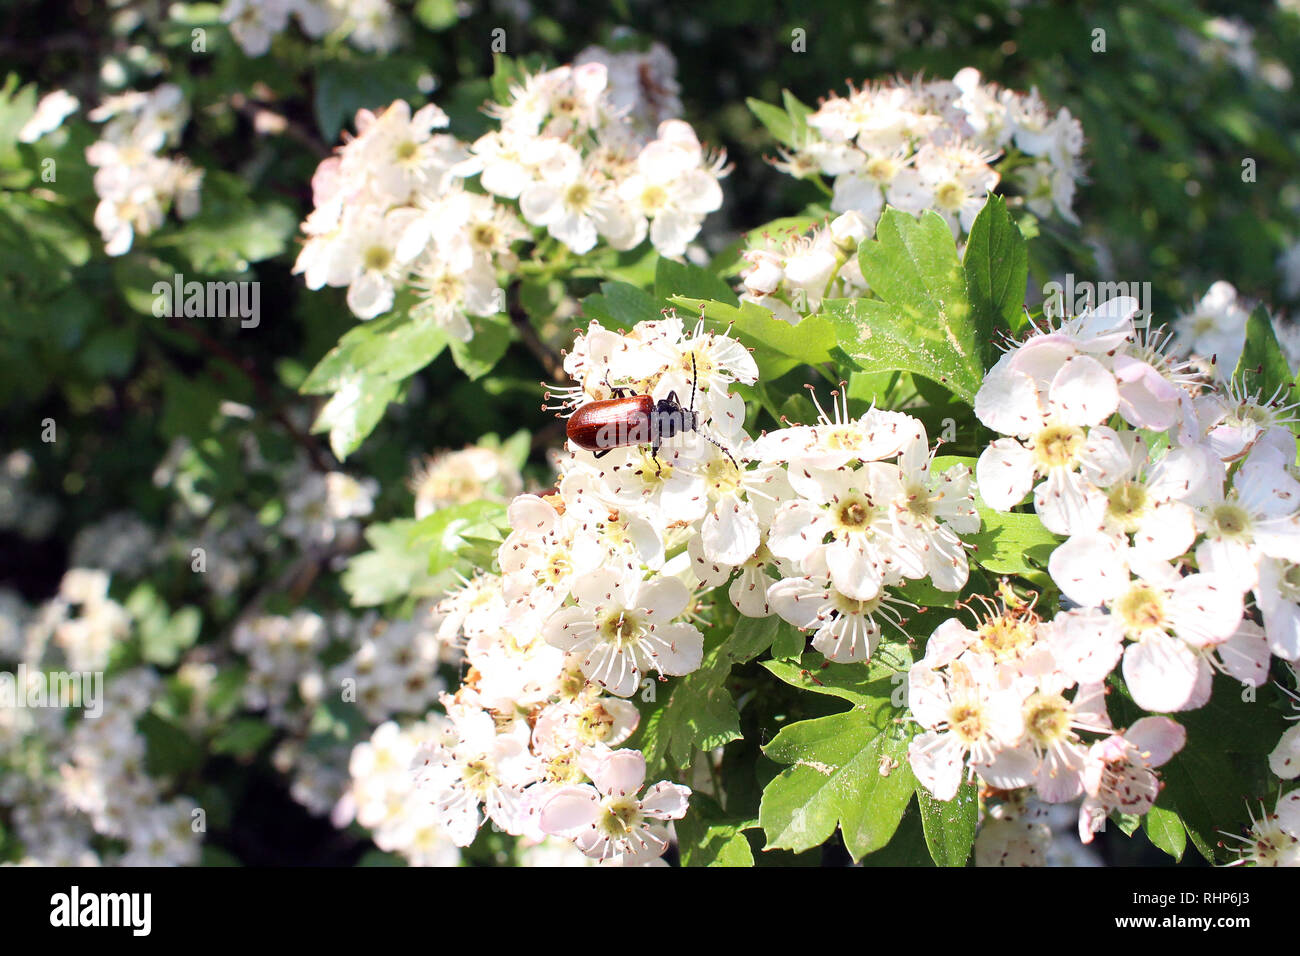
2,1 -> 1300,869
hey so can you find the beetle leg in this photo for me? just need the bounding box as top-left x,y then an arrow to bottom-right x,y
651,440 -> 663,476
592,448 -> 613,460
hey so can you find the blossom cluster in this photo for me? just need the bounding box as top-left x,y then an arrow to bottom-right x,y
0,576 -> 200,866
220,0 -> 402,57
773,69 -> 1084,235
886,294 -> 1300,852
293,48 -> 726,336
85,83 -> 203,256
407,309 -> 979,862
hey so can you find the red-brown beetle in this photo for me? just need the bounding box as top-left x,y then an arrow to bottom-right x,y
565,354 -> 735,472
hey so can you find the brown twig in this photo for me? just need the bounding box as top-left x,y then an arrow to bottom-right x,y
166,314 -> 333,472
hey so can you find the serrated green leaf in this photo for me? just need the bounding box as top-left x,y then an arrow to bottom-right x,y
1234,305 -> 1295,409
654,256 -> 738,306
580,281 -> 662,328
917,783 -> 977,866
311,374 -> 400,460
965,509 -> 1059,574
672,295 -> 836,379
1143,804 -> 1186,861
449,313 -> 514,380
300,311 -> 448,395
824,209 -> 985,403
746,97 -> 797,148
632,615 -> 778,779
762,650 -> 910,707
963,195 -> 1028,333
676,795 -> 756,867
759,699 -> 916,860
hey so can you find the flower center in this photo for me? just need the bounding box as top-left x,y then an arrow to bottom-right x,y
395,139 -> 419,162
977,615 -> 1035,660
1106,480 -> 1150,532
597,609 -> 641,647
934,180 -> 966,210
704,457 -> 743,497
1209,503 -> 1251,540
1033,423 -> 1086,470
564,181 -> 592,209
864,155 -> 899,183
1116,584 -> 1167,633
640,184 -> 669,212
363,245 -> 393,272
545,750 -> 585,785
948,703 -> 986,744
542,548 -> 572,585
576,702 -> 616,745
598,796 -> 643,837
461,758 -> 493,796
1023,692 -> 1071,747
835,495 -> 875,532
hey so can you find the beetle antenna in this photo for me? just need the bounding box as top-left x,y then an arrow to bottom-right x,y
697,428 -> 738,468
690,351 -> 698,412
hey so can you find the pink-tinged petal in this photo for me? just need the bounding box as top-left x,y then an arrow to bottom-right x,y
1268,724 -> 1300,780
973,743 -> 1038,791
585,749 -> 646,797
640,781 -> 691,820
768,576 -> 828,630
1277,790 -> 1300,835
974,368 -> 1045,436
1048,355 -> 1119,427
1215,619 -> 1271,688
636,576 -> 690,619
908,730 -> 966,801
1048,608 -> 1124,683
538,785 -> 600,835
1122,634 -> 1200,713
646,622 -> 704,676
976,438 -> 1036,511
1049,533 -> 1127,608
1034,469 -> 1105,537
1125,716 -> 1186,768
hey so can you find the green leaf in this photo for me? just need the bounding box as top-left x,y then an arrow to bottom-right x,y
759,698 -> 916,861
762,650 -> 910,708
210,718 -> 275,757
917,783 -> 978,866
580,281 -> 662,328
300,311 -> 449,395
310,374 -> 400,460
408,501 -> 510,575
342,518 -> 446,607
654,257 -> 738,306
965,509 -> 1059,574
770,619 -> 806,661
676,795 -> 756,867
963,195 -> 1028,333
746,97 -> 797,148
1143,805 -> 1186,861
413,0 -> 460,30
140,711 -> 204,777
824,209 -> 985,403
633,615 -> 778,780
314,57 -> 426,142
1234,305 -> 1295,405
449,313 -> 514,380
672,295 -> 836,380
